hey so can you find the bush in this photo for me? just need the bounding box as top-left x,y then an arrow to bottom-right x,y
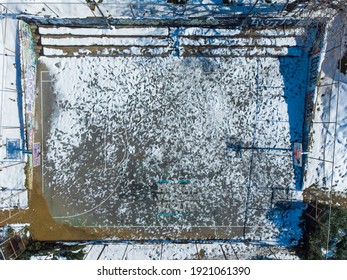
18,242 -> 86,260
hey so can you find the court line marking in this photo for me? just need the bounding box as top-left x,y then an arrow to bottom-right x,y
40,71 -> 52,194
53,133 -> 129,220
55,225 -> 257,228
45,68 -> 298,224
40,71 -> 44,194
41,67 -> 129,220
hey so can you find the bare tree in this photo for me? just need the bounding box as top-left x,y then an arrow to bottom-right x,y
307,0 -> 347,17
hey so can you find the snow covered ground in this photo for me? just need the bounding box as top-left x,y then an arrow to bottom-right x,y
82,242 -> 299,260
38,42 -> 309,242
28,241 -> 298,260
26,241 -> 299,260
0,0 -> 302,20
305,16 -> 347,198
0,0 -> 336,258
0,16 -> 28,209
37,25 -> 306,58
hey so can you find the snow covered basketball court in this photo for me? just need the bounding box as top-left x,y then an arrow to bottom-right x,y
35,26 -> 313,242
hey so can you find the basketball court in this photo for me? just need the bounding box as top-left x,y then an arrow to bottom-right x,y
34,54 -> 307,240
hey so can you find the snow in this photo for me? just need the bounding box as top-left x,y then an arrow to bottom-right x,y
123,244 -> 162,260
41,36 -> 169,47
1,1 -> 96,19
84,244 -> 105,260
193,46 -> 301,57
0,223 -> 28,238
0,17 -> 27,209
81,242 -> 299,260
39,27 -> 169,37
0,0 -> 332,259
0,0 -> 308,21
38,41 -> 308,243
196,243 -> 225,259
305,15 -> 347,195
161,243 -> 198,260
223,242 -> 299,259
178,27 -> 242,37
43,48 -> 67,56
180,36 -> 299,47
38,25 -> 305,58
253,27 -> 306,37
